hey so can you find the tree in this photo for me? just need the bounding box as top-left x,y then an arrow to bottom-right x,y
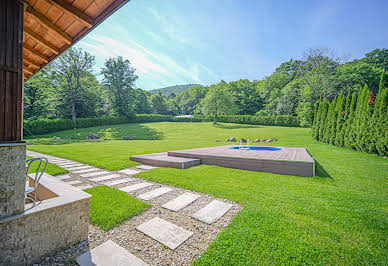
311,100 -> 321,139
150,91 -> 169,114
299,48 -> 342,102
52,47 -> 95,125
23,67 -> 55,119
227,79 -> 262,115
335,93 -> 350,146
343,93 -> 357,148
133,88 -> 151,114
296,86 -> 313,127
371,88 -> 388,156
101,56 -> 138,118
201,81 -> 237,123
379,71 -> 388,92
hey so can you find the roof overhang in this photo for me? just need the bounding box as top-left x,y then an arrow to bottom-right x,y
22,0 -> 130,81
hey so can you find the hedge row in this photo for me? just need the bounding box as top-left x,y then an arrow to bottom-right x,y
312,86 -> 387,156
195,115 -> 299,127
24,114 -> 299,136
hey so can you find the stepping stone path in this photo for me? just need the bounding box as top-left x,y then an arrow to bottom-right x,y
138,187 -> 173,200
192,200 -> 233,224
27,150 -> 241,265
77,240 -> 147,266
89,174 -> 120,182
162,192 -> 200,212
119,182 -> 152,193
80,171 -> 109,178
136,217 -> 193,250
118,169 -> 141,175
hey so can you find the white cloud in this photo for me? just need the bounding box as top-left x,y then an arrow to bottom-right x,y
78,34 -> 209,89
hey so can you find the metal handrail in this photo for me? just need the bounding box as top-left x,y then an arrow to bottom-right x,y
25,157 -> 48,204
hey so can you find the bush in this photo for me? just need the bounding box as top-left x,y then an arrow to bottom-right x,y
23,114 -> 205,136
194,114 -> 299,127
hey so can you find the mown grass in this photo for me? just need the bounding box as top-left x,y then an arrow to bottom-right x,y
27,122 -> 388,264
26,156 -> 68,176
84,186 -> 150,231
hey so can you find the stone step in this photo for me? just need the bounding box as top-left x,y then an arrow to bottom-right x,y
119,182 -> 152,193
192,200 -> 233,224
89,174 -> 120,182
118,169 -> 141,176
136,217 -> 193,250
80,171 -> 109,178
72,168 -> 101,174
130,152 -> 200,169
66,180 -> 82,186
138,187 -> 173,200
104,178 -> 136,186
66,165 -> 90,171
135,164 -> 159,170
77,240 -> 148,266
162,192 -> 200,212
77,185 -> 92,190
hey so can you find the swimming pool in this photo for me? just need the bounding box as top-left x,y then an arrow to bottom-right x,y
229,146 -> 283,151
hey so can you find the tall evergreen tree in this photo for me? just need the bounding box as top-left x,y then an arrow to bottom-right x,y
318,99 -> 329,141
335,93 -> 350,146
323,98 -> 337,143
330,93 -> 344,144
344,93 -> 358,148
312,100 -> 320,138
379,71 -> 388,92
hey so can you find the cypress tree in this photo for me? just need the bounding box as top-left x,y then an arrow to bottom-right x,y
318,99 -> 329,142
332,93 -> 344,145
354,85 -> 369,150
312,100 -> 320,139
336,93 -> 351,147
344,93 -> 357,149
323,98 -> 337,143
371,88 -> 388,156
379,71 -> 388,92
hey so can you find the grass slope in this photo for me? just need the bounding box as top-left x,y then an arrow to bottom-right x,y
27,122 -> 387,264
26,156 -> 68,176
84,186 -> 150,231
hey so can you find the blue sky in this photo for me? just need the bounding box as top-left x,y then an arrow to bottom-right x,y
76,0 -> 388,90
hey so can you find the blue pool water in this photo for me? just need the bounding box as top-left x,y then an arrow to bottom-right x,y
229,146 -> 283,151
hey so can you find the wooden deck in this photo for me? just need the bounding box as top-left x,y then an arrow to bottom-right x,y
130,153 -> 201,169
130,145 -> 315,177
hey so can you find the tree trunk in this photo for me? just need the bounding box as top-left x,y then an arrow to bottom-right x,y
71,99 -> 76,128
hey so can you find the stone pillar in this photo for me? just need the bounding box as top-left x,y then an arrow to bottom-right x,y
0,144 -> 26,218
0,0 -> 26,218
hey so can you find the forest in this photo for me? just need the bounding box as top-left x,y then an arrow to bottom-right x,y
24,47 -> 387,128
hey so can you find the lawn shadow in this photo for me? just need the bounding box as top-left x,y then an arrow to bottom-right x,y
315,160 -> 333,179
25,123 -> 164,145
213,123 -> 261,129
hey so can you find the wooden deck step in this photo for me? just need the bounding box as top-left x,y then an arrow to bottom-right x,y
130,152 -> 200,169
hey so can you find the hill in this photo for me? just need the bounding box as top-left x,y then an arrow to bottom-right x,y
150,84 -> 201,95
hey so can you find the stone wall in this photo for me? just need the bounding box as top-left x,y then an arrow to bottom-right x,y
0,144 -> 26,219
0,198 -> 90,265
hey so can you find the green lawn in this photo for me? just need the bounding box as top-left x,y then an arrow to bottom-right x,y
26,122 -> 388,264
26,156 -> 68,176
84,185 -> 150,231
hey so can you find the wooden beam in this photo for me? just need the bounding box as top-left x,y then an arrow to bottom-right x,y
23,57 -> 40,69
44,0 -> 93,28
23,66 -> 34,75
23,45 -> 50,63
26,6 -> 72,45
24,27 -> 60,55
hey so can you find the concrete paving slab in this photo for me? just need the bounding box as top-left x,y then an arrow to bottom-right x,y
61,164 -> 85,168
162,192 -> 200,212
66,180 -> 82,185
89,174 -> 120,182
119,182 -> 152,193
56,162 -> 82,166
136,217 -> 193,250
192,200 -> 233,224
135,164 -> 159,170
66,165 -> 91,171
72,168 -> 100,174
138,187 -> 173,200
55,174 -> 72,180
77,240 -> 147,266
104,178 -> 136,186
118,169 -> 141,176
80,171 -> 109,178
77,185 -> 92,190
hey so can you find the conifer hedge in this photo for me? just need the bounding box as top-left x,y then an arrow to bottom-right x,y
312,75 -> 388,156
